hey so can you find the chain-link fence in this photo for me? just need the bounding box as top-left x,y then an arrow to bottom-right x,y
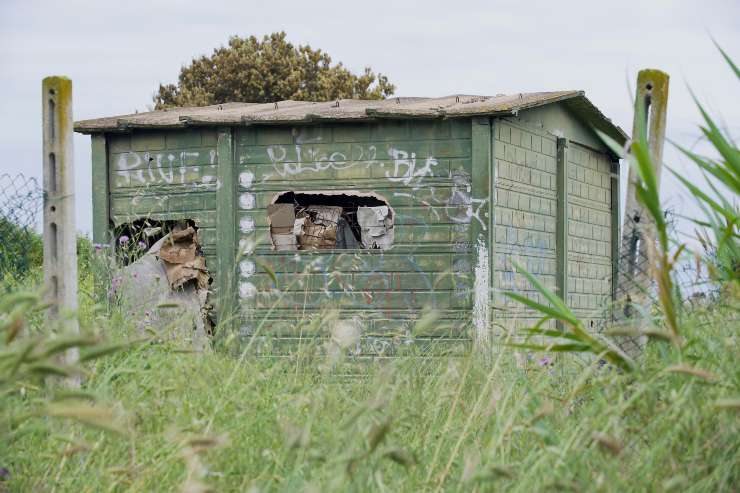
0,173 -> 43,278
603,210 -> 715,357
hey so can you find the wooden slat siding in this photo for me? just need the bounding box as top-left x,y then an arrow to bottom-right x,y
106,129 -> 220,268
91,134 -> 110,245
493,119 -> 559,331
234,120 -> 473,349
610,159 -> 620,303
566,142 -> 613,329
216,128 -> 236,327
243,335 -> 470,358
556,137 -> 569,330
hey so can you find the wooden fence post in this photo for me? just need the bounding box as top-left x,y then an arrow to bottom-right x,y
42,76 -> 79,365
616,69 -> 669,355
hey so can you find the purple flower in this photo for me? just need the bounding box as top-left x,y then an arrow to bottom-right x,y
137,241 -> 147,249
119,235 -> 130,245
538,357 -> 552,367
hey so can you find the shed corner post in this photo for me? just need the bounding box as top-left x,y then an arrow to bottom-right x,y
471,116 -> 493,354
610,159 -> 620,306
556,137 -> 569,330
216,126 -> 237,338
90,133 -> 111,302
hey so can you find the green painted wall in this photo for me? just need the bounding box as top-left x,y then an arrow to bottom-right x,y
492,108 -> 616,332
97,109 -> 617,354
566,142 -> 614,326
493,119 -> 559,330
233,120 -> 474,355
106,129 -> 220,271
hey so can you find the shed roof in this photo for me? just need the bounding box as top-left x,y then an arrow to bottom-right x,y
74,91 -> 627,144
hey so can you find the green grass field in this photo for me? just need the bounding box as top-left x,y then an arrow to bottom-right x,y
2,292 -> 738,492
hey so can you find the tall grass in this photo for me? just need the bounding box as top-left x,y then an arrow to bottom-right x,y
2,304 -> 737,491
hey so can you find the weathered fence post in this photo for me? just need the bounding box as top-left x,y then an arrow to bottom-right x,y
616,69 -> 669,355
42,76 -> 79,367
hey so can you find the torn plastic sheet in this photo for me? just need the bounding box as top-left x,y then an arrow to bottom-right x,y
357,206 -> 394,250
114,226 -> 212,350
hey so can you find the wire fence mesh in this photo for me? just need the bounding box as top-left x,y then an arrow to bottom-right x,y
0,173 -> 43,278
602,210 -> 715,357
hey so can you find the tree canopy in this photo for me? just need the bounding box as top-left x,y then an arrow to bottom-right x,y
153,32 -> 395,109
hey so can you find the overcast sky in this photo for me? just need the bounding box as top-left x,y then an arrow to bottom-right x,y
0,0 -> 738,236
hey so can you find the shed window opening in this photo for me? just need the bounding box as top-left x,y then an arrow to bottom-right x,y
268,191 -> 394,251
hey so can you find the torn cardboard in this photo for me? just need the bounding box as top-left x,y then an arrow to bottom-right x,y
157,226 -> 210,290
115,226 -> 212,350
297,205 -> 342,250
268,203 -> 298,251
357,206 -> 394,250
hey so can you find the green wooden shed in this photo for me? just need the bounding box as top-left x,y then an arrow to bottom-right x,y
75,91 -> 627,355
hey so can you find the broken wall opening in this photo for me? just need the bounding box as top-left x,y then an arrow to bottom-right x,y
112,218 -> 214,343
268,191 -> 394,251
114,218 -> 198,265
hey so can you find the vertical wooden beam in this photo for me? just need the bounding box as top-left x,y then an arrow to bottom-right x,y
91,134 -> 109,245
216,127 -> 237,336
610,159 -> 620,303
489,119 -> 497,319
556,137 -> 569,322
471,117 -> 492,351
42,76 -> 79,365
619,69 -> 669,299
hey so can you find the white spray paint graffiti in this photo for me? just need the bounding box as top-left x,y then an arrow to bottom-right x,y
239,193 -> 256,209
114,150 -> 217,189
472,235 -> 491,350
239,216 -> 255,233
239,260 -> 256,278
384,148 -> 437,188
239,281 -> 257,299
239,171 -> 254,189
261,141 -> 440,191
266,144 -> 355,178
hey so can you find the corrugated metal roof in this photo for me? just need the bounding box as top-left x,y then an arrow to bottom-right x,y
74,91 -> 627,143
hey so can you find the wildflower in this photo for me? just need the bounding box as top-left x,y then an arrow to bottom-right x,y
137,241 -> 147,249
93,243 -> 107,251
538,356 -> 552,367
119,235 -> 130,245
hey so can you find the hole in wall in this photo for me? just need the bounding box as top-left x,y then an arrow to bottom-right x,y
268,191 -> 394,250
114,218 -> 198,266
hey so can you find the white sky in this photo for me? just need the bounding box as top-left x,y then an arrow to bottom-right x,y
0,0 -> 738,236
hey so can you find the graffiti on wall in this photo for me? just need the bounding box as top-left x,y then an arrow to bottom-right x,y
113,149 -> 218,189
234,132 -> 482,348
